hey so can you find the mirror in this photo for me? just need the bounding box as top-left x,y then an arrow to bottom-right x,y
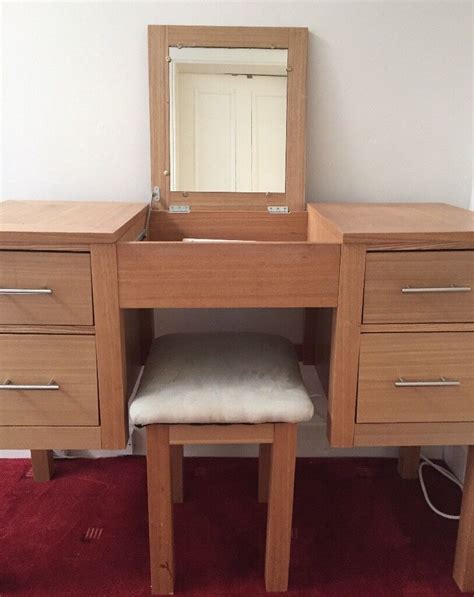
169,47 -> 288,193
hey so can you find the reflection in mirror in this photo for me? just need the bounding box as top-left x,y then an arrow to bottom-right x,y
169,47 -> 288,193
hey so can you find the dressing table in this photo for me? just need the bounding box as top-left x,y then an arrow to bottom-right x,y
0,24 -> 472,593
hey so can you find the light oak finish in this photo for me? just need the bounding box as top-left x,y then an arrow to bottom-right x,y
169,424 -> 274,445
146,425 -> 174,595
0,251 -> 93,325
148,25 -> 307,212
117,242 -> 340,308
327,245 -> 367,447
0,426 -> 102,449
363,251 -> 474,324
397,447 -> 421,479
0,200 -> 148,245
357,332 -> 474,423
148,210 -> 308,241
265,423 -> 297,592
361,322 -> 474,333
258,443 -> 271,503
0,334 -> 98,426
171,445 -> 184,504
353,422 -> 474,446
90,244 -> 128,449
308,202 -> 474,248
30,450 -> 55,482
0,325 -> 95,335
453,445 -> 474,592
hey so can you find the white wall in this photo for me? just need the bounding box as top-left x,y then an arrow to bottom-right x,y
1,2 -> 471,459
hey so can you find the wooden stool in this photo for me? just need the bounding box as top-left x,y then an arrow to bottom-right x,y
130,333 -> 314,595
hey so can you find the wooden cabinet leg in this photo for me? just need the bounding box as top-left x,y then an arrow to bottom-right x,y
453,446 -> 474,592
265,424 -> 297,592
398,446 -> 421,479
258,443 -> 271,503
30,450 -> 54,482
171,444 -> 184,504
146,425 -> 174,595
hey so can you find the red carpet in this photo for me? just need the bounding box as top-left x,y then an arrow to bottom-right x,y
0,457 -> 466,596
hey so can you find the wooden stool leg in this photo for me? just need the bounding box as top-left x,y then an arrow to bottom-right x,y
398,446 -> 421,479
171,445 -> 184,504
146,425 -> 174,595
265,423 -> 297,592
30,450 -> 54,482
453,445 -> 474,592
258,444 -> 271,503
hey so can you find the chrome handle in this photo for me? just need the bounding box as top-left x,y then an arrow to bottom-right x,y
401,285 -> 471,294
0,288 -> 53,295
395,376 -> 460,388
0,379 -> 59,391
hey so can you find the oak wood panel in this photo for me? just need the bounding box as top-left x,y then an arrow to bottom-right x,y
0,325 -> 95,335
169,424 -> 274,445
326,245 -> 367,447
117,242 -> 340,308
353,422 -> 474,446
30,450 -> 55,482
0,334 -> 98,426
167,25 -> 290,48
361,323 -> 474,333
90,244 -> 128,449
453,445 -> 474,592
0,251 -> 93,325
357,332 -> 474,423
0,426 -> 102,449
148,210 -> 308,241
364,251 -> 474,324
0,200 -> 148,245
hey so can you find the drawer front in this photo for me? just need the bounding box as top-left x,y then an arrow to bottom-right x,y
357,332 -> 474,423
363,251 -> 474,324
0,334 -> 98,426
0,251 -> 93,325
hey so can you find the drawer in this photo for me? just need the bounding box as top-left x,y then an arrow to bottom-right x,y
363,251 -> 474,324
357,332 -> 474,423
0,251 -> 93,325
0,334 -> 98,426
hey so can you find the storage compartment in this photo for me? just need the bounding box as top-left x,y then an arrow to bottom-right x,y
363,251 -> 474,324
0,334 -> 99,425
117,210 -> 341,309
357,332 -> 474,423
0,251 -> 93,325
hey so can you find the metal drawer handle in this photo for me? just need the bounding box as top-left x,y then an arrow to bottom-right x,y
401,285 -> 471,294
395,376 -> 460,388
0,288 -> 53,295
0,379 -> 60,391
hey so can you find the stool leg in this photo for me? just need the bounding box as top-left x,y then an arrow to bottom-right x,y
146,425 -> 174,595
265,423 -> 297,592
30,450 -> 54,482
258,444 -> 271,503
398,446 -> 421,479
453,445 -> 474,592
171,445 -> 184,504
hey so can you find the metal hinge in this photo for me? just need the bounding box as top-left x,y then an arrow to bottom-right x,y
169,205 -> 191,213
267,206 -> 289,214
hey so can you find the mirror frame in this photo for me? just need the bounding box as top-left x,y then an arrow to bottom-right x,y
148,25 -> 307,212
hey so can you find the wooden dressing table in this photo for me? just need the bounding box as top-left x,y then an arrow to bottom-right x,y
1,24 -> 473,593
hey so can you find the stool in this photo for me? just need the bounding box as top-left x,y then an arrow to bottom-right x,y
130,333 -> 314,595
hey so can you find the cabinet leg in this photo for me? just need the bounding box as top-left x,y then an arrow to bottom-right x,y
398,446 -> 421,479
453,446 -> 474,592
171,445 -> 183,504
30,450 -> 55,482
258,443 -> 271,503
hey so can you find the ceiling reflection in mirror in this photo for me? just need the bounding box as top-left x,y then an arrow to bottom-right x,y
169,47 -> 288,193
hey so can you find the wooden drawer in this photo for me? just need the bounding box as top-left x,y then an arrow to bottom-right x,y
0,251 -> 93,325
0,334 -> 98,425
357,332 -> 474,423
363,251 -> 474,324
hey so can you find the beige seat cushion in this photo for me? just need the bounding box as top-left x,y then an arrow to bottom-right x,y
129,333 -> 314,425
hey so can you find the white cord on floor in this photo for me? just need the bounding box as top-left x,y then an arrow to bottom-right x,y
418,456 -> 463,520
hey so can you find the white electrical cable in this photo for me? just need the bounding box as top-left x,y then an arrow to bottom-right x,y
418,456 -> 463,520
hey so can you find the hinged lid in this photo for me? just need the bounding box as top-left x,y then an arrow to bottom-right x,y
148,25 -> 308,213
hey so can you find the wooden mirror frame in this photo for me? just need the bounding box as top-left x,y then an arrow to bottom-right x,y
148,25 -> 308,212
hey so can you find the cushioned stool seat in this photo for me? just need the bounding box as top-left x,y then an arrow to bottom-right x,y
130,332 -> 314,426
